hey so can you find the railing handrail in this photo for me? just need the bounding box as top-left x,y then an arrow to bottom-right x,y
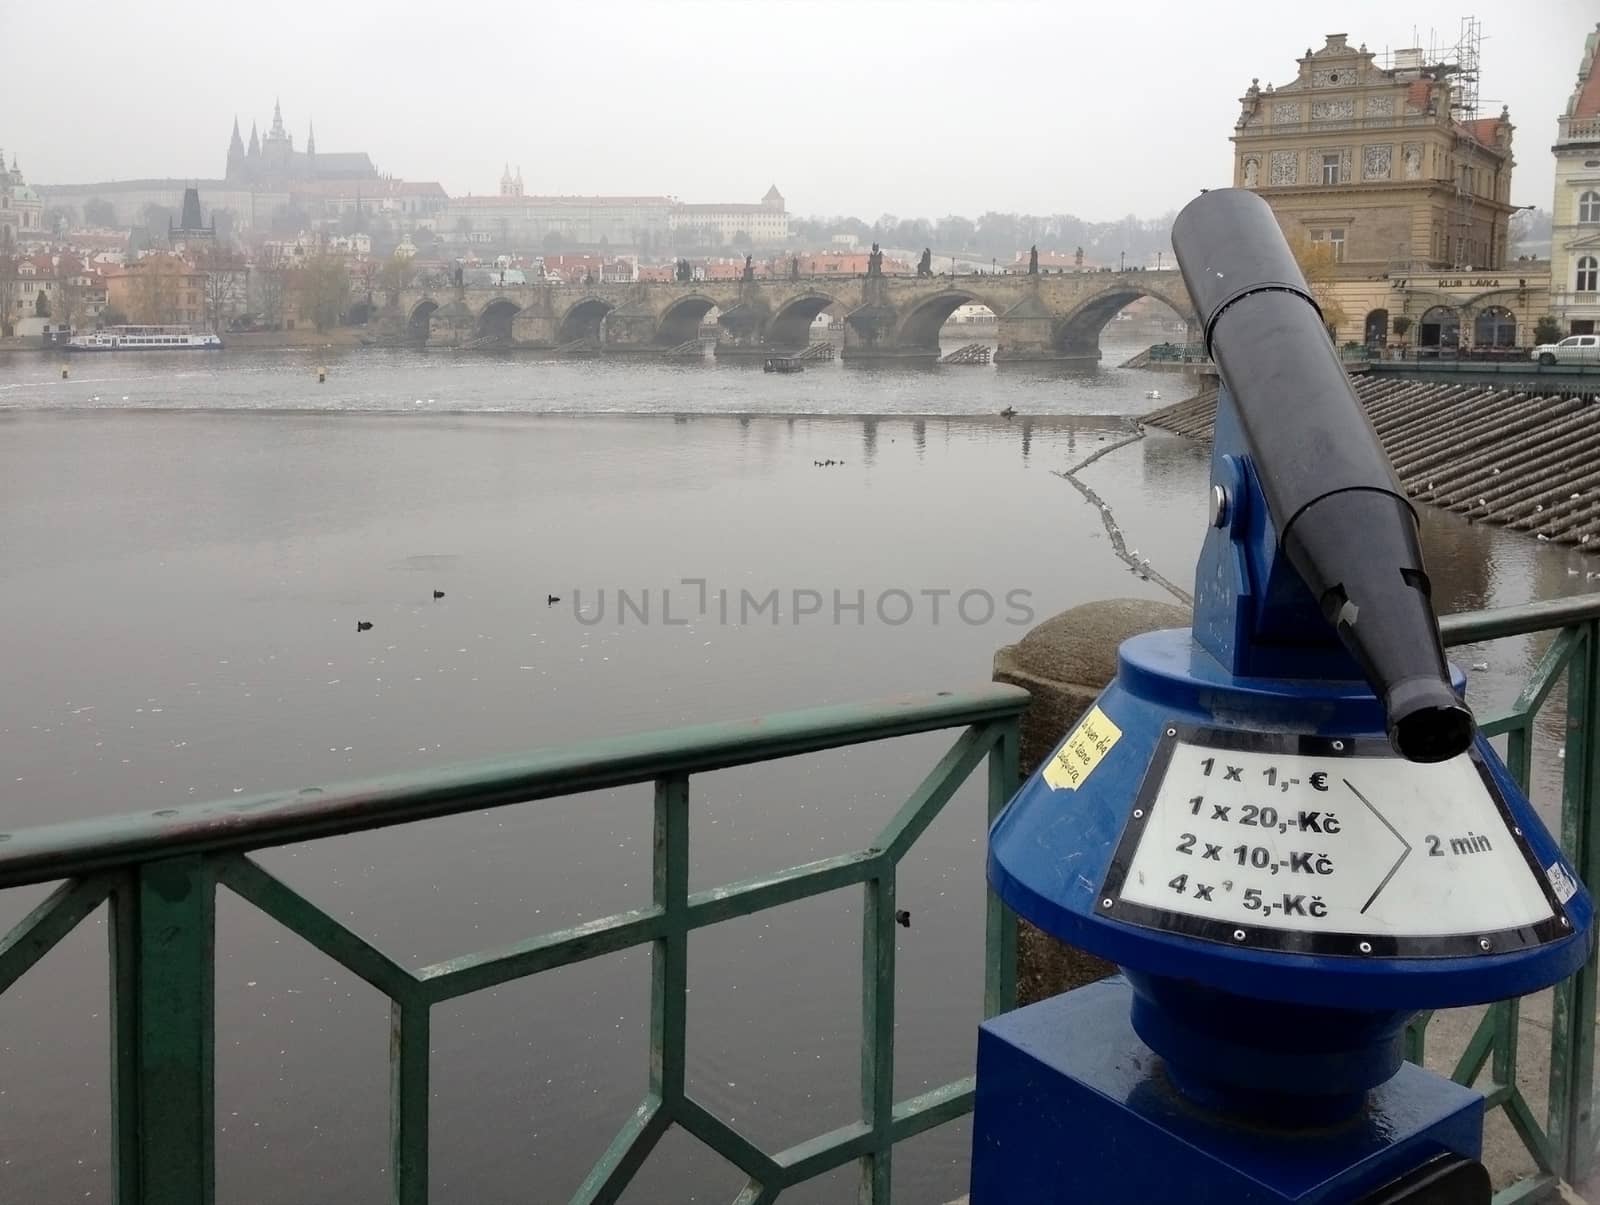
0,684 -> 1029,888
10,595 -> 1598,886
1441,595 -> 1600,645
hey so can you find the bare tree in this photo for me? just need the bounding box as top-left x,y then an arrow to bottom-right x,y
129,263 -> 179,324
53,273 -> 84,332
252,246 -> 288,329
0,235 -> 17,336
376,252 -> 416,306
1286,231 -> 1347,336
194,244 -> 246,332
296,254 -> 351,333
83,197 -> 117,228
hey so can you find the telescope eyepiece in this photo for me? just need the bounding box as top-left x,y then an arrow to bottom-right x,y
1386,679 -> 1474,763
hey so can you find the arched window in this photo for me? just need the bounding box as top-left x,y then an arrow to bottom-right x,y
1419,305 -> 1460,350
1579,256 -> 1599,293
1363,308 -> 1389,346
1581,191 -> 1600,223
1473,306 -> 1517,348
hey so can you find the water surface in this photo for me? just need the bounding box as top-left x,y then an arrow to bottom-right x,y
0,343 -> 1591,1203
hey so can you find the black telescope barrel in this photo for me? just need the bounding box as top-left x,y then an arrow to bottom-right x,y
1172,189 -> 1472,763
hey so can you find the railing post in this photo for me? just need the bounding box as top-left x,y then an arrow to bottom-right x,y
110,855 -> 215,1205
858,865 -> 895,1203
389,1000 -> 430,1205
651,774 -> 689,1107
1551,621 -> 1600,1183
985,718 -> 1019,1018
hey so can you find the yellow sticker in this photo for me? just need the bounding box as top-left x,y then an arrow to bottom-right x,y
1042,705 -> 1123,791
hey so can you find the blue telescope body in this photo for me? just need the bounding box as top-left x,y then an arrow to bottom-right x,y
973,190 -> 1592,1203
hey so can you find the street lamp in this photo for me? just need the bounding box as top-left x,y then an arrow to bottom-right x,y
1120,251 -> 1126,272
1156,251 -> 1164,272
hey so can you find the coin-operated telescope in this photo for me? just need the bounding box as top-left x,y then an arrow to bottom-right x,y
969,189 -> 1593,1204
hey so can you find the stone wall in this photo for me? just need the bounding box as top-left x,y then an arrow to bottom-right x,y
993,598 -> 1190,1004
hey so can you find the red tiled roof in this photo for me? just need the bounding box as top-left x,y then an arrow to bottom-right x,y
1457,116 -> 1503,146
1406,79 -> 1432,110
1576,61 -> 1600,119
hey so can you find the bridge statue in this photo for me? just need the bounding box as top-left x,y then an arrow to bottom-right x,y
867,243 -> 883,278
742,254 -> 754,282
917,248 -> 932,278
790,257 -> 801,282
1028,245 -> 1039,275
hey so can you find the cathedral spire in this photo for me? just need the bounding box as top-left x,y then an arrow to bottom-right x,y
270,98 -> 285,139
227,116 -> 246,181
307,119 -> 316,155
247,121 -> 260,157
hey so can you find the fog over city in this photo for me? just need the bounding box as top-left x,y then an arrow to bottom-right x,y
8,0 -> 1594,218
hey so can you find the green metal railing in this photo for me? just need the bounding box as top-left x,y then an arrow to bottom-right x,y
1145,341 -> 1375,366
5,595 -> 1600,1203
0,685 -> 1027,1205
1410,594 -> 1600,1203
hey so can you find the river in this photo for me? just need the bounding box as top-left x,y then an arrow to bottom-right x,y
0,339 -> 1592,1203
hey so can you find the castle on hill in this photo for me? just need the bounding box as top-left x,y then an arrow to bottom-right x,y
224,99 -> 379,190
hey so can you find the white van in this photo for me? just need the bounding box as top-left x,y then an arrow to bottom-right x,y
1532,334 -> 1600,365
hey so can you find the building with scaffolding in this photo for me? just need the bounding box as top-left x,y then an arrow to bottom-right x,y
1234,26 -> 1544,352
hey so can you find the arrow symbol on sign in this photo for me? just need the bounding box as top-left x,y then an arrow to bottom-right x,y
1346,778 -> 1411,915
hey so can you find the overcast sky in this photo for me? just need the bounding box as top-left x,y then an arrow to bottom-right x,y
5,1 -> 1594,220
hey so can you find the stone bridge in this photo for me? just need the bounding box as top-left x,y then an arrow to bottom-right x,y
389,271 -> 1193,361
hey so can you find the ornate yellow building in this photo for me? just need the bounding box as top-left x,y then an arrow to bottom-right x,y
1235,32 -> 1545,351
1549,23 -> 1600,336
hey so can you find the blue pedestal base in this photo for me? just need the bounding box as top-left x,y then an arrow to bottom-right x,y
970,978 -> 1484,1204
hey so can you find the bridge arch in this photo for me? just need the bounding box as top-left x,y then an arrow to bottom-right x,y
408,299 -> 439,343
477,298 -> 521,342
656,295 -> 718,346
1052,284 -> 1188,357
767,293 -> 840,349
558,297 -> 615,345
894,290 -> 996,351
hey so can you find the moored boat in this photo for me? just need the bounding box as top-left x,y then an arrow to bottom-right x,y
66,325 -> 223,352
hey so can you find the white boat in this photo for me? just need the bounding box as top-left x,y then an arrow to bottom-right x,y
66,325 -> 223,352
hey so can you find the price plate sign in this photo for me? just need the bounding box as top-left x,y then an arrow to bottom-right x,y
1100,726 -> 1573,957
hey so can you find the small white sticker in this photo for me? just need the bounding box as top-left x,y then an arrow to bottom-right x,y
1547,861 -> 1579,905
